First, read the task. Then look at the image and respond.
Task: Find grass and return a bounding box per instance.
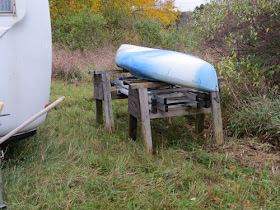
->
[2,79,280,209]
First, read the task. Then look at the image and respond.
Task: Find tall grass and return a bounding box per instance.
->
[2,80,279,208]
[52,45,117,80]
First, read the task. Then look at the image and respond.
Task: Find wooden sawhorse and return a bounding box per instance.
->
[91,70,127,132]
[91,70,224,154]
[126,81,224,154]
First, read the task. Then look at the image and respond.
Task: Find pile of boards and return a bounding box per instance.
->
[114,77,211,114]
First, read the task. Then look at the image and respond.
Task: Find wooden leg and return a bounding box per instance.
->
[129,114,137,141]
[93,73,104,125]
[195,113,205,135]
[210,92,224,145]
[138,88,153,154]
[93,73,103,100]
[95,99,103,124]
[102,73,114,131]
[167,117,173,125]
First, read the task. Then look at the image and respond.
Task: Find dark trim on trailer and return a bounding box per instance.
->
[1,130,37,145]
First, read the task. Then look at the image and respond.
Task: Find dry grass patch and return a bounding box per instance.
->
[52,45,117,80]
[220,138,280,172]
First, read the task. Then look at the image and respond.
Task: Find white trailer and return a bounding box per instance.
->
[0,0,52,142]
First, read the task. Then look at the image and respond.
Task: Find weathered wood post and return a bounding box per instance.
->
[93,71,115,132]
[101,73,114,131]
[94,73,104,125]
[210,92,224,145]
[129,114,137,141]
[138,88,153,154]
[195,113,205,135]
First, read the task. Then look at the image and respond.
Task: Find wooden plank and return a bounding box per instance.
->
[157,103,168,112]
[166,98,196,105]
[90,70,127,75]
[94,74,103,100]
[149,87,190,94]
[151,87,210,100]
[129,114,138,141]
[150,107,211,119]
[128,89,141,119]
[138,88,153,154]
[157,101,198,112]
[95,99,103,124]
[189,90,210,100]
[124,79,148,85]
[111,91,128,100]
[102,73,114,131]
[210,92,224,145]
[195,114,205,135]
[168,101,198,109]
[153,91,197,102]
[129,81,168,89]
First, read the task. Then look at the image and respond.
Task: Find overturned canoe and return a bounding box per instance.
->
[115,44,219,92]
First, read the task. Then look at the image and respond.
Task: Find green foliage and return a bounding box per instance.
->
[95,1,133,44]
[187,0,280,143]
[230,96,280,146]
[52,8,106,50]
[133,19,200,52]
[133,18,163,47]
[192,0,280,81]
[217,55,280,144]
[218,55,263,88]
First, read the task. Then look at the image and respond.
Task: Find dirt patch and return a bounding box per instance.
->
[222,138,280,172]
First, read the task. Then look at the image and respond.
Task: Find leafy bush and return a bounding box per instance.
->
[186,0,280,144]
[162,24,201,52]
[229,95,280,146]
[193,0,279,57]
[192,0,280,83]
[133,18,163,47]
[52,8,106,50]
[217,55,265,96]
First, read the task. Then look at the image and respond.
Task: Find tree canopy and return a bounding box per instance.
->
[49,0,180,27]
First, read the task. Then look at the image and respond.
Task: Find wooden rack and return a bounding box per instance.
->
[90,70,224,154]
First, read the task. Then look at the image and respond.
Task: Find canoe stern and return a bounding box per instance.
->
[194,63,219,92]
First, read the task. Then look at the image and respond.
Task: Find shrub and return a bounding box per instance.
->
[229,95,280,146]
[133,18,163,47]
[192,0,280,82]
[52,8,106,51]
[160,24,200,52]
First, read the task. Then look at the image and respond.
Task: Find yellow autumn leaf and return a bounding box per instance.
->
[261,0,266,8]
[156,177,162,184]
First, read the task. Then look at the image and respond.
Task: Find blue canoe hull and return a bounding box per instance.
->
[115,44,219,92]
